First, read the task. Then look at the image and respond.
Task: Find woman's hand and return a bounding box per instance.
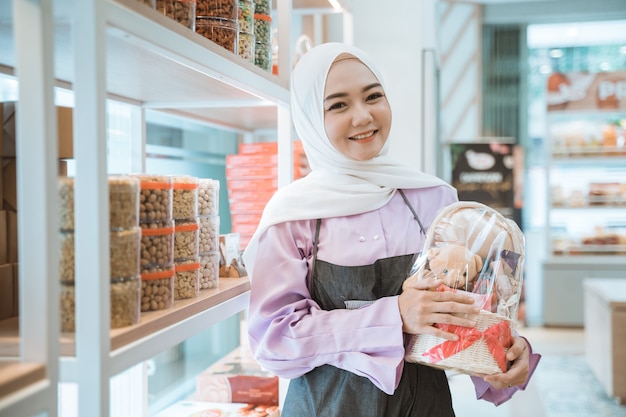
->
[398,276,480,340]
[478,336,530,389]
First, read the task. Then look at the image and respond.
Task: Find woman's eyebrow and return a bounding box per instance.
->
[324,83,382,102]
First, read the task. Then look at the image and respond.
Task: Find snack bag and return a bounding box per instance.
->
[403,201,525,375]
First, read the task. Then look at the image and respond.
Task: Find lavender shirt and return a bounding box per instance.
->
[247,186,538,405]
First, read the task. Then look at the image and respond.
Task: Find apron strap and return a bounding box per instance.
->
[398,189,426,237]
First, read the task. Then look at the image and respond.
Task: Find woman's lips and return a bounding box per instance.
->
[349,130,377,141]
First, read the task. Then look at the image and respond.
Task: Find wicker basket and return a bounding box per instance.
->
[405,310,513,375]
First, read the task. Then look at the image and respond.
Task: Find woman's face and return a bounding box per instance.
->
[323,56,391,161]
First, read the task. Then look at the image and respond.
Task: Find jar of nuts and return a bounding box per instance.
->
[174,257,200,299]
[140,220,175,271]
[196,0,237,19]
[199,215,220,254]
[253,13,271,45]
[60,276,141,332]
[133,174,173,223]
[253,0,269,15]
[141,265,175,311]
[156,0,197,31]
[238,32,255,64]
[174,218,200,260]
[237,0,254,34]
[255,41,271,72]
[59,227,141,282]
[198,178,220,217]
[199,251,220,289]
[196,17,238,54]
[173,175,199,219]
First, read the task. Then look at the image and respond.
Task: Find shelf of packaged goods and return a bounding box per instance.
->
[0,277,250,381]
[0,0,289,131]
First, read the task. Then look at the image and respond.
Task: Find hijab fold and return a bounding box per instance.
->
[243,43,451,271]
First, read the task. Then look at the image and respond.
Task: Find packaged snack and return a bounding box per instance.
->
[403,201,525,375]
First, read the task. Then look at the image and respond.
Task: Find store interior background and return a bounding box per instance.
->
[28,0,623,415]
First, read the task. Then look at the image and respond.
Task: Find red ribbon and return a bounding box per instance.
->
[422,320,513,372]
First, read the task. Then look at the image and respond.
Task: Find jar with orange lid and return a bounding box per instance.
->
[196,17,238,53]
[174,217,200,260]
[140,265,175,311]
[133,174,173,223]
[156,0,197,30]
[199,251,219,289]
[172,175,199,219]
[174,257,201,299]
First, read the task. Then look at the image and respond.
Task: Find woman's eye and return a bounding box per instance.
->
[327,102,346,111]
[367,92,384,101]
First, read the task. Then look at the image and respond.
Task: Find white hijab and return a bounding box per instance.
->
[243,42,451,270]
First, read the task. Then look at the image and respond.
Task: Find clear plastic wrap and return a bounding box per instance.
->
[403,201,525,375]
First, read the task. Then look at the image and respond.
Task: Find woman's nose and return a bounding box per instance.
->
[351,104,373,126]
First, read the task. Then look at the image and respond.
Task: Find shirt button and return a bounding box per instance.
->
[359,236,366,242]
[373,235,379,240]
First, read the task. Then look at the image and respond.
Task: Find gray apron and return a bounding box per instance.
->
[281,191,456,417]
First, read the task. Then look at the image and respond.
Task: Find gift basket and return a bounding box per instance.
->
[403,201,525,375]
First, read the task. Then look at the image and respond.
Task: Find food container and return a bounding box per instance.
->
[196,17,238,54]
[172,175,199,219]
[254,41,271,72]
[133,174,173,223]
[141,265,175,311]
[253,13,271,45]
[238,32,255,63]
[174,218,200,260]
[138,0,156,7]
[237,0,254,34]
[196,0,237,19]
[140,220,175,271]
[60,276,141,332]
[59,227,141,282]
[58,176,141,231]
[156,0,197,30]
[253,0,269,15]
[174,257,200,299]
[109,176,141,230]
[199,215,220,254]
[198,178,220,217]
[199,251,220,289]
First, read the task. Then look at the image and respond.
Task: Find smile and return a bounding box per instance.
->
[349,130,377,141]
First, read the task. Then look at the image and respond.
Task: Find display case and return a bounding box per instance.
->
[541,70,626,326]
[0,0,295,415]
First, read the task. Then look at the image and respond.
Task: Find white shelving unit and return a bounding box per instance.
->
[542,110,626,326]
[0,0,295,415]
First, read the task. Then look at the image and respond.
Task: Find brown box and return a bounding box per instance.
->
[12,263,18,317]
[195,345,279,406]
[0,211,7,264]
[57,106,73,159]
[2,158,16,211]
[7,210,17,263]
[0,263,13,320]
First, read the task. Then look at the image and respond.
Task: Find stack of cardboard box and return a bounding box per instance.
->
[0,102,73,321]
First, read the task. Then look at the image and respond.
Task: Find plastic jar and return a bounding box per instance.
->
[140,265,175,311]
[199,251,219,289]
[253,13,271,45]
[172,175,199,219]
[174,218,200,260]
[237,0,254,34]
[59,227,141,282]
[196,17,238,53]
[238,32,255,63]
[60,276,141,332]
[140,220,175,271]
[109,176,140,230]
[133,174,173,223]
[156,0,197,30]
[197,178,220,217]
[174,257,200,299]
[253,0,269,15]
[198,215,220,254]
[196,0,237,19]
[255,40,271,72]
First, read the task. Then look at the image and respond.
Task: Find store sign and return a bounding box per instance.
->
[450,143,515,218]
[547,70,626,112]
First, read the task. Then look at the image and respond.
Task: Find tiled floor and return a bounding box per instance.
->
[449,326,626,417]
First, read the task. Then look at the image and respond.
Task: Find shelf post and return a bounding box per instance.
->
[13,0,60,413]
[72,0,111,415]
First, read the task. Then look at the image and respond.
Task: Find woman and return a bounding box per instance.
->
[243,42,539,416]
